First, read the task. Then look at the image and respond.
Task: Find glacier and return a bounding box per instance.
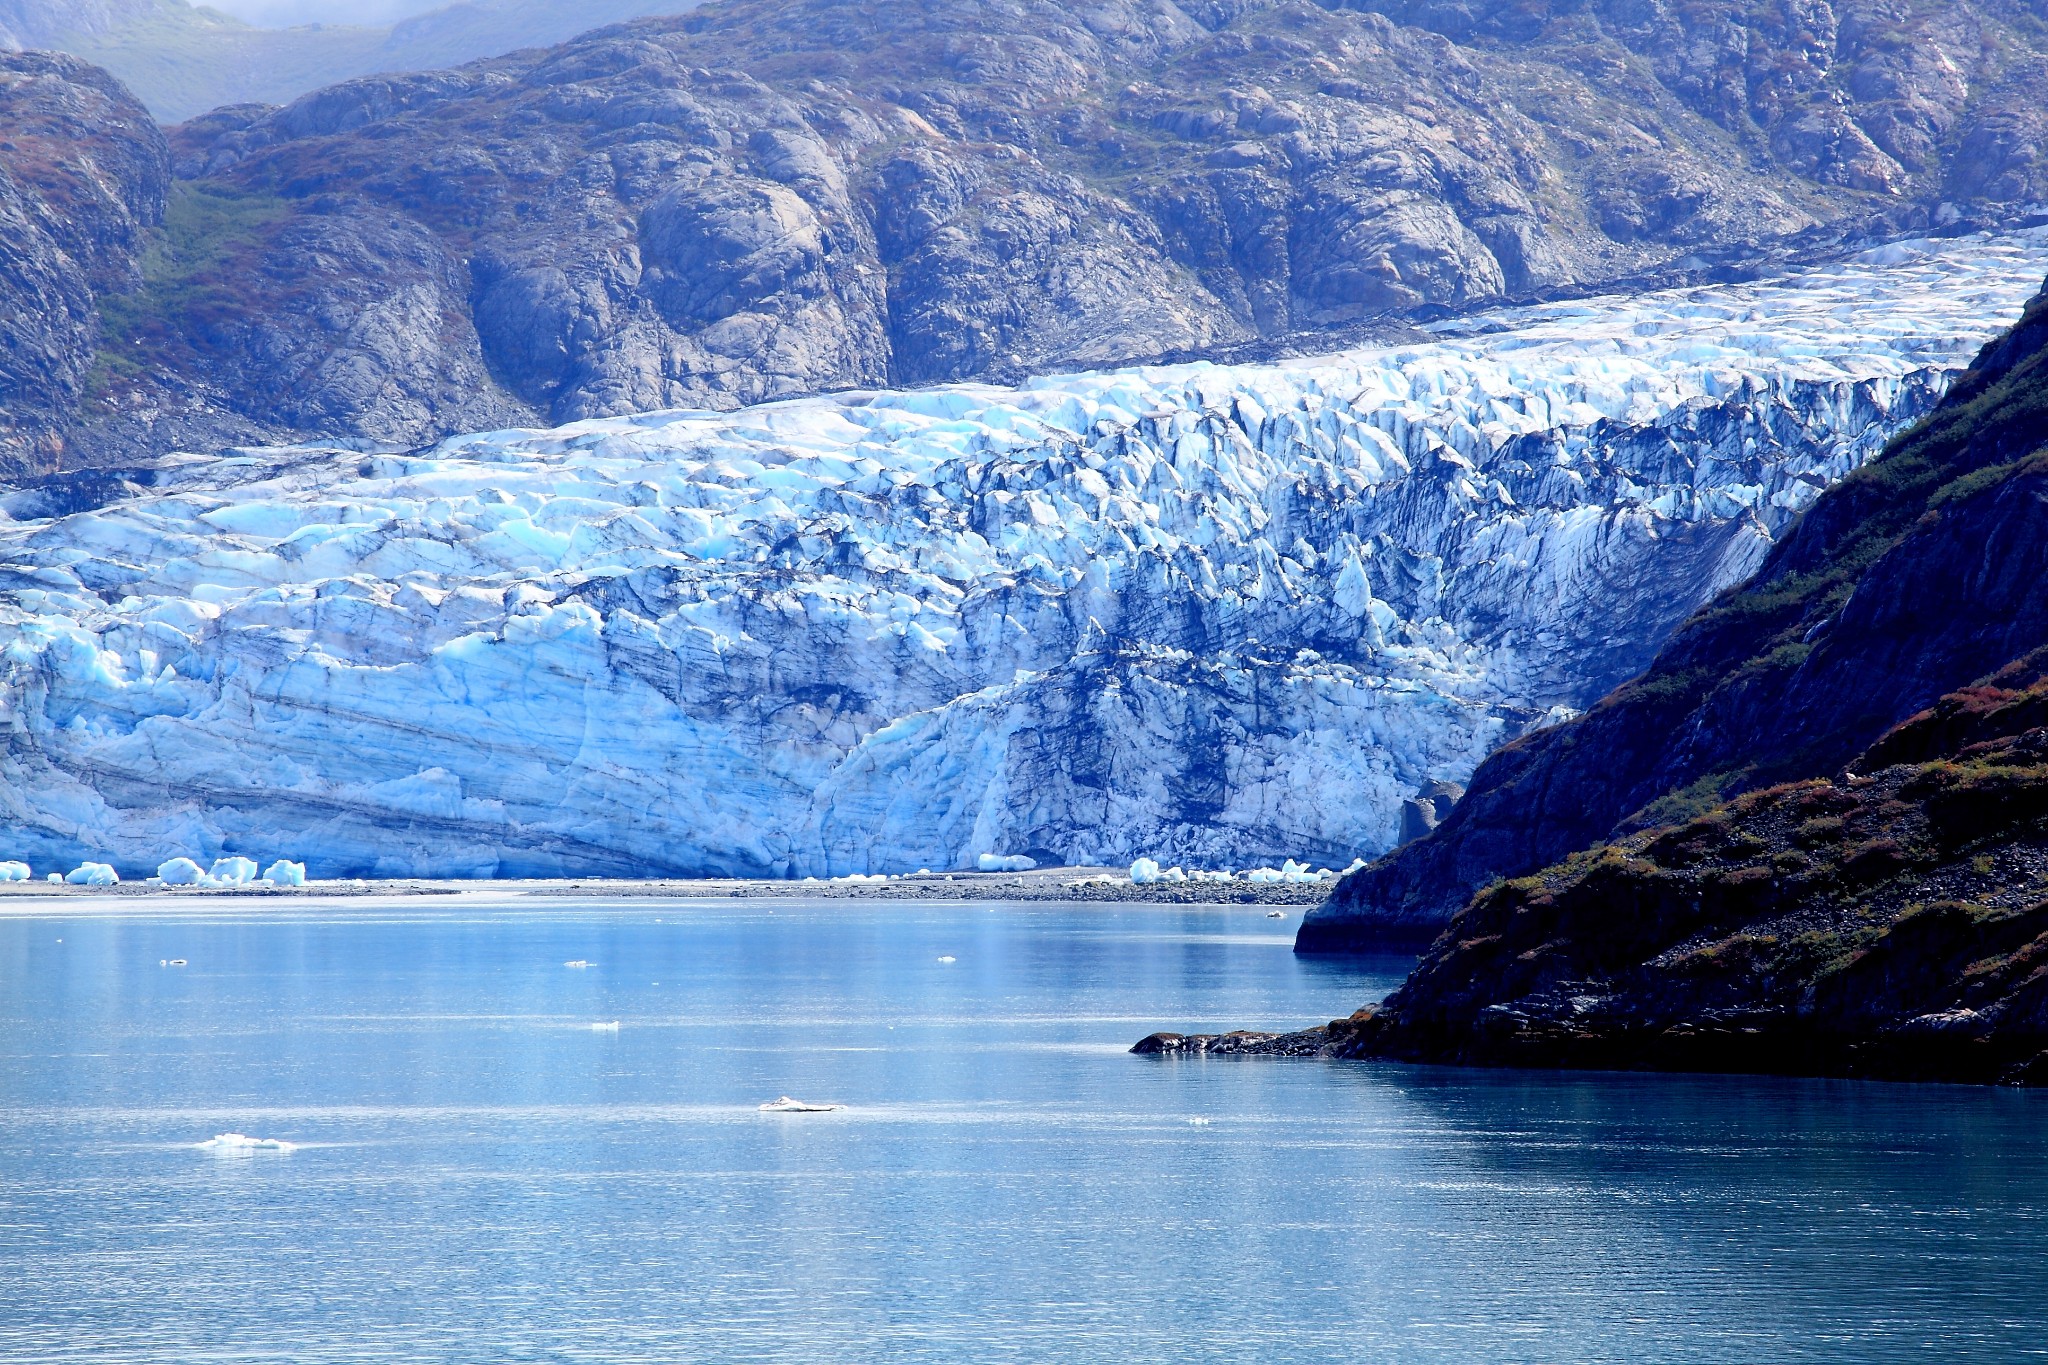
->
[2,232,2045,879]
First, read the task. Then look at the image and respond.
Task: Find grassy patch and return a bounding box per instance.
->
[90,183,292,399]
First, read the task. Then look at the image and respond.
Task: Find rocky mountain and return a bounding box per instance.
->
[5,237,2036,879]
[0,1,703,124]
[5,0,2048,480]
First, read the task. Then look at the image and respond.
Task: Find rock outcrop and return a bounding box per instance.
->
[8,0,2048,478]
[0,51,167,474]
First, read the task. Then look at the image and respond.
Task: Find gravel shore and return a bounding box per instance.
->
[0,866,1333,907]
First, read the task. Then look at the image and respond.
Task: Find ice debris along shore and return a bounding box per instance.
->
[2,233,2044,878]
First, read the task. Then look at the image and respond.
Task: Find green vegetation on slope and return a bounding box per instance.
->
[89,181,291,394]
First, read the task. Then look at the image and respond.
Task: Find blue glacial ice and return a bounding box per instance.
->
[1,232,2043,877]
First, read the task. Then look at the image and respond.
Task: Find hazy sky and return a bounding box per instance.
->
[201,0,453,25]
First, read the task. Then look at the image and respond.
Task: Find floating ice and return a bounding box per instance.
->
[564,959,591,968]
[196,1133,296,1153]
[0,861,28,881]
[937,955,957,963]
[590,1020,620,1032]
[1,233,2043,877]
[262,859,307,886]
[976,854,1036,872]
[64,862,117,886]
[759,1097,843,1112]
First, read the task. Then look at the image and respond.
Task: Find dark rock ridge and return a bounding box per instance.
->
[1322,658,2048,1086]
[8,0,2048,475]
[1302,270,2048,950]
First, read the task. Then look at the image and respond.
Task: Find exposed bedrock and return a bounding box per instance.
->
[9,0,2048,475]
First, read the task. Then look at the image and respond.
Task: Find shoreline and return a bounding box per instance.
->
[0,866,1335,908]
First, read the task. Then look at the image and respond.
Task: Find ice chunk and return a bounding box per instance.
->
[976,853,1036,872]
[590,1021,620,1032]
[157,857,206,885]
[64,862,118,886]
[1130,857,1161,884]
[0,861,28,881]
[759,1096,843,1112]
[196,1133,296,1153]
[45,873,60,883]
[208,856,259,885]
[262,859,307,886]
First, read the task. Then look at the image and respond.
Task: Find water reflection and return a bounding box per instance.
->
[0,897,2040,1363]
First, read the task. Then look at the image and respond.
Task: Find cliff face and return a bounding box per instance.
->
[1302,273,2048,949]
[0,51,167,473]
[7,0,2048,478]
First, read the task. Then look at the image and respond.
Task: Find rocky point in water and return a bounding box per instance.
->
[1146,275,2048,1085]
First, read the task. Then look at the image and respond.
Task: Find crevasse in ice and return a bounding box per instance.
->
[2,233,2043,877]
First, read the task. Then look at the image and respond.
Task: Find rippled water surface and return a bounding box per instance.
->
[2,895,2044,1363]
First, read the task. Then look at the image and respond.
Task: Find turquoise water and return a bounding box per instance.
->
[1,895,2043,1363]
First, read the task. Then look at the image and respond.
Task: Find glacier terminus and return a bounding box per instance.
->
[3,231,2044,878]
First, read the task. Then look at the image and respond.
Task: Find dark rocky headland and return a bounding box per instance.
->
[1160,276,2048,1086]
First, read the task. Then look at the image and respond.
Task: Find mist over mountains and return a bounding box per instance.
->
[0,0,701,121]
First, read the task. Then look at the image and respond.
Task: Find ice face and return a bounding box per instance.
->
[1,233,2043,877]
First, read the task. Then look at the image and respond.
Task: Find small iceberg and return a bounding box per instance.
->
[209,856,259,885]
[197,1132,296,1153]
[976,853,1035,872]
[157,857,206,885]
[262,859,307,886]
[937,955,956,963]
[64,862,118,886]
[0,860,29,881]
[590,1020,620,1032]
[161,958,188,967]
[564,959,591,968]
[759,1096,843,1113]
[1266,910,1286,918]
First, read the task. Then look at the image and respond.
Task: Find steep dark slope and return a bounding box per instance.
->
[0,51,166,471]
[1301,274,2048,949]
[1322,653,2048,1085]
[6,0,2048,476]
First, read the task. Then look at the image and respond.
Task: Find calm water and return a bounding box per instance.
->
[1,895,2043,1364]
